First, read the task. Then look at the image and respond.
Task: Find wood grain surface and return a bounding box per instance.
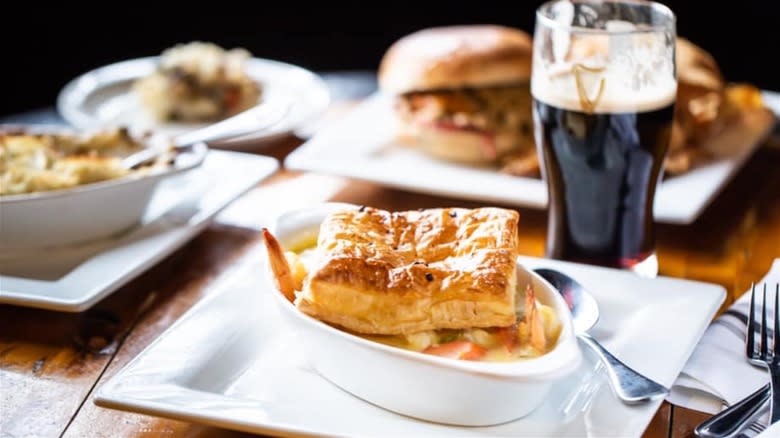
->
[1,115,779,437]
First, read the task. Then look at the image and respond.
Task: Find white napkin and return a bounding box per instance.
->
[668,259,780,435]
[757,421,780,438]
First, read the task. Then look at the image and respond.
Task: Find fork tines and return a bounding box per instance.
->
[746,283,780,363]
[775,284,780,360]
[748,283,756,358]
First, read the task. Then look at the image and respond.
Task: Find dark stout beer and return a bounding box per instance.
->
[531,0,677,275]
[533,93,674,269]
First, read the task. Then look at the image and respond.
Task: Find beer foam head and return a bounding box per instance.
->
[531,65,677,113]
[532,14,677,113]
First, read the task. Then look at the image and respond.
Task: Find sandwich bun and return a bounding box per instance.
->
[379,25,532,94]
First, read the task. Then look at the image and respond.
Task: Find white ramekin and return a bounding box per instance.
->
[266,203,582,426]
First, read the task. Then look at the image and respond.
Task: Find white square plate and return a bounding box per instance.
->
[95,255,725,437]
[0,151,278,312]
[285,92,778,224]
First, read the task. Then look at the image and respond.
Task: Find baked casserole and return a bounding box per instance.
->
[0,128,171,196]
[264,206,562,362]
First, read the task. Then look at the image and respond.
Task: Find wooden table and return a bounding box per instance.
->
[1,103,779,438]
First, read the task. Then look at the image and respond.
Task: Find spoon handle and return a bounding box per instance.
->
[173,99,290,147]
[122,99,290,170]
[578,332,670,404]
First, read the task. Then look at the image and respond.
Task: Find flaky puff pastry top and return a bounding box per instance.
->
[295,207,520,335]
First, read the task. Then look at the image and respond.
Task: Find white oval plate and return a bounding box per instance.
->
[57,57,330,149]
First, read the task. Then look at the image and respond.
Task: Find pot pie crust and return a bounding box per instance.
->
[295,206,520,335]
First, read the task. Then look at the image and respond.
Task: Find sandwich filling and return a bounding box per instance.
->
[395,83,534,160]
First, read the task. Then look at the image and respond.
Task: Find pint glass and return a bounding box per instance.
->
[532,0,677,276]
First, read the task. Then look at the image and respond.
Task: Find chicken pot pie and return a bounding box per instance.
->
[263,206,562,362]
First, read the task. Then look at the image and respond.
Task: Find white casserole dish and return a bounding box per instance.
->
[0,125,207,250]
[266,203,582,426]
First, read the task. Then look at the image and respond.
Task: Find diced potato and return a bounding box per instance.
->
[464,328,500,349]
[405,331,439,351]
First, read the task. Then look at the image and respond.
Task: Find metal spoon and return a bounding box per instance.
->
[121,98,291,169]
[534,268,670,404]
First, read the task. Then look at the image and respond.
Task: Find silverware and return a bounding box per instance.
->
[736,421,767,438]
[122,98,291,169]
[694,384,770,437]
[694,283,780,438]
[746,283,780,424]
[533,268,670,404]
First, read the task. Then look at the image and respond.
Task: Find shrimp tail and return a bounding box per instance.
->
[262,228,296,302]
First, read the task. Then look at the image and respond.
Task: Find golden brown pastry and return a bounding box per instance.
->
[295,206,521,335]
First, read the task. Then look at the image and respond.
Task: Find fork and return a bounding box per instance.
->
[694,384,770,437]
[734,421,766,438]
[747,283,780,425]
[694,283,780,438]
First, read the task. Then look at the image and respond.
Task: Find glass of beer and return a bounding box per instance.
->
[532,0,676,277]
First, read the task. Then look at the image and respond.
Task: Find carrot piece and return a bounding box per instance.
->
[261,228,296,302]
[423,341,487,361]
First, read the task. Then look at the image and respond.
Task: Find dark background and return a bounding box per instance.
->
[1,2,777,117]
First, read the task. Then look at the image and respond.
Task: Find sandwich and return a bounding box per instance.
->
[379,25,536,166]
[380,26,773,177]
